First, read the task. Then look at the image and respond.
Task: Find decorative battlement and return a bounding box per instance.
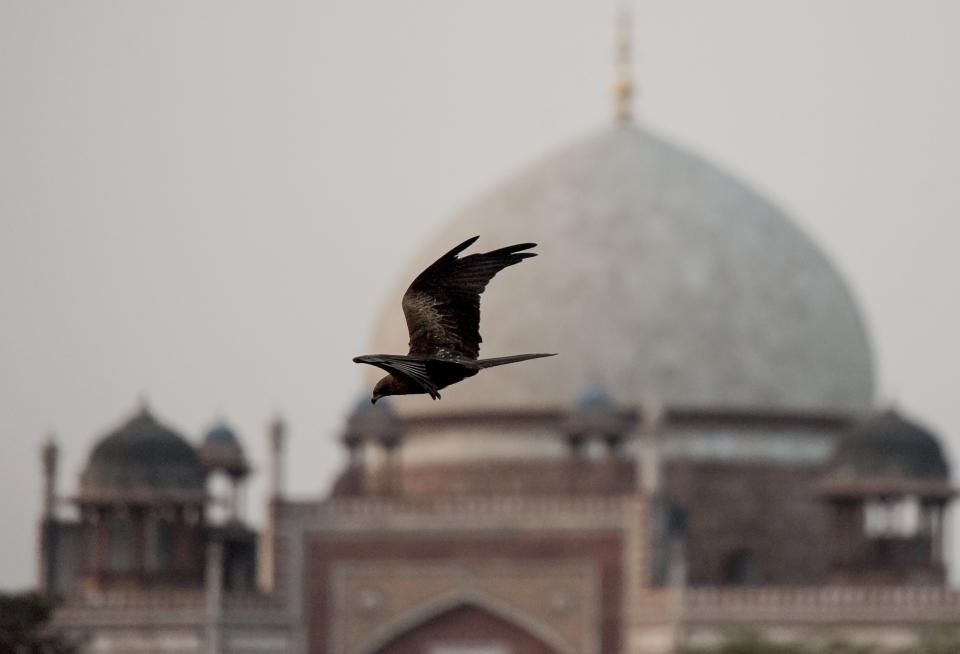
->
[279,494,632,533]
[222,590,284,612]
[53,588,286,623]
[684,585,960,624]
[68,588,205,609]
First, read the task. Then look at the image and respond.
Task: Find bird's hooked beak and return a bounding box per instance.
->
[371,394,379,405]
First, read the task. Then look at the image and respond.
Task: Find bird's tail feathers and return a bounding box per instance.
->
[475,353,557,369]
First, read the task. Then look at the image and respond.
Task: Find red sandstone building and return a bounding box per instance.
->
[41,80,958,654]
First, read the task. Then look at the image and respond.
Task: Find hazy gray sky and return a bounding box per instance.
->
[2,1,958,590]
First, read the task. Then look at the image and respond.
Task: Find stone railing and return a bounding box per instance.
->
[223,591,282,612]
[61,588,284,611]
[54,587,289,629]
[53,589,207,628]
[68,588,206,609]
[683,586,960,624]
[287,494,630,522]
[273,495,634,544]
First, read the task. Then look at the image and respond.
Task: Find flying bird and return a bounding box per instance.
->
[354,235,556,403]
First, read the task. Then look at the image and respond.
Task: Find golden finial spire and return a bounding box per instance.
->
[613,3,634,123]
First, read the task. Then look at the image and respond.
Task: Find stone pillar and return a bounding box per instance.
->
[235,480,247,523]
[341,433,365,495]
[259,416,285,593]
[132,507,148,578]
[205,540,224,654]
[566,434,586,495]
[172,504,197,577]
[942,501,954,575]
[829,498,865,580]
[92,506,110,578]
[638,407,661,495]
[666,535,688,645]
[78,506,94,575]
[39,437,59,592]
[925,499,946,568]
[41,437,58,519]
[269,416,286,500]
[228,475,241,522]
[379,435,401,495]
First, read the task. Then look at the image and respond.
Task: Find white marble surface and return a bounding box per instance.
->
[370,124,874,417]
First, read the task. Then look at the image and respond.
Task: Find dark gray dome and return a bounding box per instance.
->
[833,409,950,480]
[81,407,205,491]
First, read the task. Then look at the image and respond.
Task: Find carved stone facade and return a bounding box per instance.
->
[41,402,960,654]
[267,495,647,654]
[662,460,832,585]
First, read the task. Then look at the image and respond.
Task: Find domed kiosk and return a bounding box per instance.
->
[819,409,954,584]
[831,409,951,481]
[198,421,252,525]
[72,405,208,590]
[81,407,206,493]
[37,404,260,596]
[38,402,285,652]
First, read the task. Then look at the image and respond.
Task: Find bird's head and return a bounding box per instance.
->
[371,376,392,404]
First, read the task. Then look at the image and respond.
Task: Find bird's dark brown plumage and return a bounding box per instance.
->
[353,236,555,402]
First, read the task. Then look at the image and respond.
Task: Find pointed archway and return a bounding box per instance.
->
[368,601,565,654]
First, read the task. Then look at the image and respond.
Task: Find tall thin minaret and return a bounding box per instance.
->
[41,436,58,519]
[39,435,59,592]
[613,3,635,123]
[259,415,286,593]
[269,415,286,499]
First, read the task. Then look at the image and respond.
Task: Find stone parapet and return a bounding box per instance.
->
[684,585,960,624]
[53,587,290,621]
[280,494,629,533]
[64,588,205,610]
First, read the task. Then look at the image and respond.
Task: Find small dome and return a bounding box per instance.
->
[576,386,615,408]
[198,420,248,476]
[81,406,205,491]
[832,409,950,480]
[204,423,239,446]
[343,397,403,446]
[565,385,629,445]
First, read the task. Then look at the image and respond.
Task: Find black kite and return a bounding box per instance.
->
[354,236,556,402]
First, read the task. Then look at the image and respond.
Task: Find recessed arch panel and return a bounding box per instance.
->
[359,592,574,654]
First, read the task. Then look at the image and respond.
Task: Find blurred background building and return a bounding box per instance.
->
[39,106,959,654]
[35,15,959,654]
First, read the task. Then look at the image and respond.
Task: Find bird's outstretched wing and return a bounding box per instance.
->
[352,354,441,399]
[401,236,536,359]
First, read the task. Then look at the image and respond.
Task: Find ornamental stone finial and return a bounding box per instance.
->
[613,3,635,123]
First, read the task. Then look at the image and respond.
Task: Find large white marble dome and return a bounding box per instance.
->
[369,124,874,415]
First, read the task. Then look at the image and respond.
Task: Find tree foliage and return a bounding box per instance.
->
[680,629,960,654]
[0,592,75,654]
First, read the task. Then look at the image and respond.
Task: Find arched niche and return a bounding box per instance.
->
[358,591,579,654]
